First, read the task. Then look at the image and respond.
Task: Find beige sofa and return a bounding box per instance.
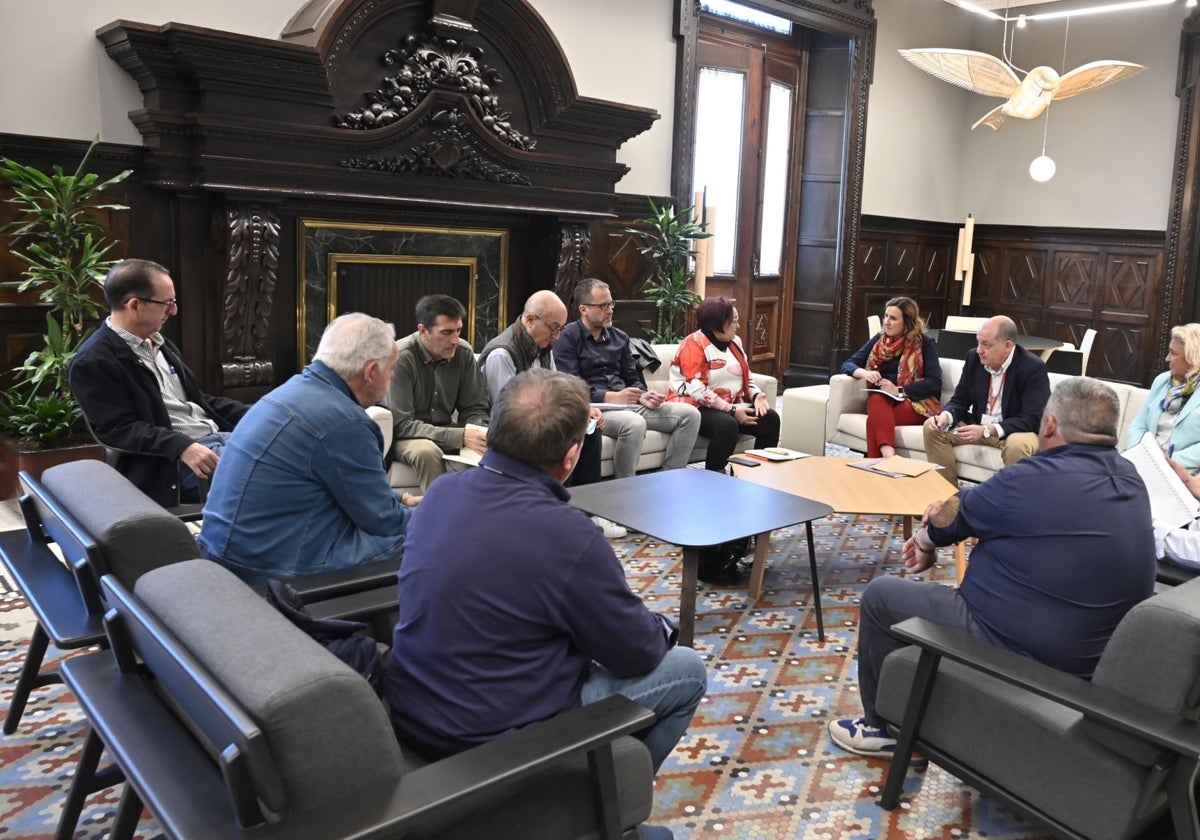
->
[372,343,779,495]
[780,358,1149,483]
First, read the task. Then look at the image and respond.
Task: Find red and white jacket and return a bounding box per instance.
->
[667,330,761,411]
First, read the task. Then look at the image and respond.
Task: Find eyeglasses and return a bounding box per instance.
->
[532,314,565,336]
[582,301,615,311]
[138,297,178,311]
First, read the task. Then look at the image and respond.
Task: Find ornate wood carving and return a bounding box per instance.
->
[333,30,535,153]
[1165,9,1200,356]
[554,223,590,304]
[97,1,657,212]
[222,205,279,388]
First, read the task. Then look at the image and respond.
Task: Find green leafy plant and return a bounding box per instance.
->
[0,392,82,449]
[0,137,131,447]
[626,199,711,343]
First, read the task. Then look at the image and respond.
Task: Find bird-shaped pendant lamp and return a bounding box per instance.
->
[898,48,1144,131]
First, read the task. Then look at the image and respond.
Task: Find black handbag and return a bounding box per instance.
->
[697,536,752,584]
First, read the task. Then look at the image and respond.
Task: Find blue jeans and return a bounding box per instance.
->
[179,431,232,501]
[580,645,707,773]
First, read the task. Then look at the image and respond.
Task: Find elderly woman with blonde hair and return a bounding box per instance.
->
[1127,323,1200,471]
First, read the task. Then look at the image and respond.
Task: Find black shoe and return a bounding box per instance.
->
[698,564,748,586]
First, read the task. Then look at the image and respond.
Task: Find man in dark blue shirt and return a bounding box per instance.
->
[387,370,706,839]
[830,376,1155,759]
[554,278,700,477]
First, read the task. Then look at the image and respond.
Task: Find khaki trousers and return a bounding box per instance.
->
[922,426,1038,484]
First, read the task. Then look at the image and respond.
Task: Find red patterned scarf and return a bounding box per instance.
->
[865,335,943,418]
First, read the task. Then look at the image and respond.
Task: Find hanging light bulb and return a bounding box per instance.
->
[1029,155,1056,181]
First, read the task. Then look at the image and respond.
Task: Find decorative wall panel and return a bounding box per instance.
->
[859,215,1166,386]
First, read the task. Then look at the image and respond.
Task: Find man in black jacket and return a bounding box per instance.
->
[69,259,248,506]
[922,315,1051,484]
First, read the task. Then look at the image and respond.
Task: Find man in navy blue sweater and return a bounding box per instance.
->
[831,376,1155,759]
[386,369,706,839]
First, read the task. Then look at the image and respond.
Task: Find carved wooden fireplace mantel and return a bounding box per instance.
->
[95,0,659,395]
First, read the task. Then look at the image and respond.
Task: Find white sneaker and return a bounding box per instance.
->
[592,516,627,539]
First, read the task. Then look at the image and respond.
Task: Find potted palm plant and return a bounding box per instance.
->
[626,199,711,343]
[0,138,131,497]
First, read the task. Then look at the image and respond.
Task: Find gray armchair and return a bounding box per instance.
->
[62,560,659,840]
[874,579,1200,840]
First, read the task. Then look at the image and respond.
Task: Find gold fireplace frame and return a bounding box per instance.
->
[298,220,509,364]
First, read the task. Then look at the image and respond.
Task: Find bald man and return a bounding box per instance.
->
[923,315,1051,484]
[479,290,625,538]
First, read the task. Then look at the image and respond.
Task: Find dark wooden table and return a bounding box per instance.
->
[928,329,1065,355]
[569,469,833,646]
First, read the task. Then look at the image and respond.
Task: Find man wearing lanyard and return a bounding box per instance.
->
[922,315,1050,485]
[70,259,248,507]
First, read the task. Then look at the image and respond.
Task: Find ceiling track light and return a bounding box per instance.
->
[952,0,1184,23]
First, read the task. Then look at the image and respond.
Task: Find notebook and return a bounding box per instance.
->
[1121,432,1199,529]
[442,423,487,467]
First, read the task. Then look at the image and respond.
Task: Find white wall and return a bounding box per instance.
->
[864,0,1186,230]
[862,1,974,223]
[0,0,1185,227]
[0,0,677,196]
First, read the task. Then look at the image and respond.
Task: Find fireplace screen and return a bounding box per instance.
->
[299,220,507,361]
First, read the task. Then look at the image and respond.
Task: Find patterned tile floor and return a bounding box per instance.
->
[0,513,1057,839]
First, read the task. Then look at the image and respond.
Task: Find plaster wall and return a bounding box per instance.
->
[865,0,1186,229]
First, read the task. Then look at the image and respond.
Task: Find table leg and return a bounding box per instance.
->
[805,521,825,642]
[748,531,771,601]
[902,514,913,540]
[954,540,967,585]
[679,546,699,647]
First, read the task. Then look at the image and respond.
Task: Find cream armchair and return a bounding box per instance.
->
[370,343,779,496]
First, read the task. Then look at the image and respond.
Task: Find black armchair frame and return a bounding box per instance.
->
[879,617,1200,840]
[60,573,656,840]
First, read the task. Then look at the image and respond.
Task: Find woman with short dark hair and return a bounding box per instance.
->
[668,297,779,472]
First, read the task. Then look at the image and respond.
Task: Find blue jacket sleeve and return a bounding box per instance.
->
[310,419,412,537]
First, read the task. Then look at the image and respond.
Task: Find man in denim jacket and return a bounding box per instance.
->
[199,313,417,582]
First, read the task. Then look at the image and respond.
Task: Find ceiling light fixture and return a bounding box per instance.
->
[949,0,1004,20]
[1024,0,1175,22]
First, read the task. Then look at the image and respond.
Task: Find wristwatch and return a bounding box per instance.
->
[983,425,992,439]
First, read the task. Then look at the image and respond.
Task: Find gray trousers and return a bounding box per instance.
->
[600,402,701,478]
[856,574,1000,726]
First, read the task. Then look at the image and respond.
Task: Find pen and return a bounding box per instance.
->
[1169,444,1176,458]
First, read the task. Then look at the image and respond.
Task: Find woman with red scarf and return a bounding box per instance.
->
[842,297,943,458]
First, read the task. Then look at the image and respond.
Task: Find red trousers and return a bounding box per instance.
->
[865,393,926,457]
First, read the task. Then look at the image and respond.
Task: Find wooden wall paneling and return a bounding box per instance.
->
[751,296,779,362]
[858,216,1167,385]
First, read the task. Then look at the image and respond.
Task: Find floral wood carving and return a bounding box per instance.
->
[222,205,279,388]
[340,107,531,183]
[555,223,591,302]
[334,32,535,152]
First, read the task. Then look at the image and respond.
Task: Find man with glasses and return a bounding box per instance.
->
[554,278,700,478]
[479,290,626,538]
[69,258,248,507]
